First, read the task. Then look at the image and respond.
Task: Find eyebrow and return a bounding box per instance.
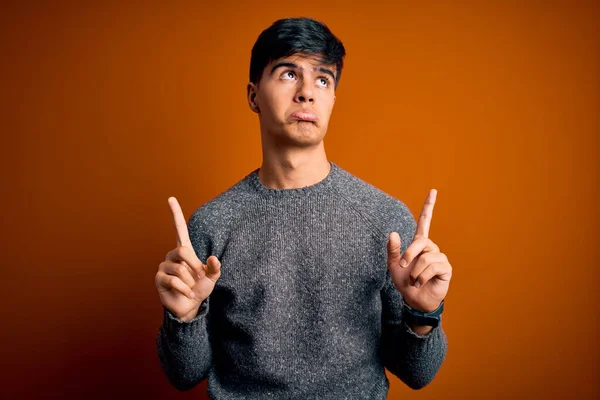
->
[270,61,336,82]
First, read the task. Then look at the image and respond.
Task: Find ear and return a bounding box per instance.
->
[247,82,260,113]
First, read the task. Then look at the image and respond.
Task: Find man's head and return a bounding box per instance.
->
[247,18,346,148]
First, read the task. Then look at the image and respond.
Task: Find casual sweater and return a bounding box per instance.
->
[156,161,448,399]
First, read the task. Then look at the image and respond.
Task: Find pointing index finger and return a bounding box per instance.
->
[168,196,193,248]
[415,189,437,238]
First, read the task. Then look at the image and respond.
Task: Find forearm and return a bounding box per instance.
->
[382,322,448,390]
[156,302,213,391]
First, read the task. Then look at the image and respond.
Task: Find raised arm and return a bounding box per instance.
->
[382,189,451,389]
[155,197,222,390]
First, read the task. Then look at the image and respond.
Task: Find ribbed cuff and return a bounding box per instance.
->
[402,319,442,340]
[162,299,209,334]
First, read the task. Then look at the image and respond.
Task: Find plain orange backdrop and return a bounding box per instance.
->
[1,1,598,399]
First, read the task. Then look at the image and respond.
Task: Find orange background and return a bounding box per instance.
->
[1,1,598,399]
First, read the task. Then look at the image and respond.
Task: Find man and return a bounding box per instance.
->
[155,17,452,399]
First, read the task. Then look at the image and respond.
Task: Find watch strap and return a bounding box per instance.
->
[402,299,444,328]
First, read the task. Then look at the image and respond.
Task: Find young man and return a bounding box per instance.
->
[155,17,452,399]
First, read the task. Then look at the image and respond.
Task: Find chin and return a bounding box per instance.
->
[287,122,325,144]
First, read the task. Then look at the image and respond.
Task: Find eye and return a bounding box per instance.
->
[317,77,330,87]
[281,70,296,80]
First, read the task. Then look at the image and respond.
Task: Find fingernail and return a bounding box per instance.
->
[189,292,195,299]
[414,281,421,288]
[400,259,407,268]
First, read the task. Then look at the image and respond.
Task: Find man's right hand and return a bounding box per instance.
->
[155,196,221,321]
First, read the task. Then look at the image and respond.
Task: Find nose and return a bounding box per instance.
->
[294,79,314,104]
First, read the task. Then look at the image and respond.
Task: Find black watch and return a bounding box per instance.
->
[402,300,444,328]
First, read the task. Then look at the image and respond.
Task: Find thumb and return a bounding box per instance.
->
[387,232,402,269]
[205,255,222,281]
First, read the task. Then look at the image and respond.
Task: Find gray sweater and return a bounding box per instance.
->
[156,161,447,399]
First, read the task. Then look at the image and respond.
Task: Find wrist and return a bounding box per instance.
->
[410,324,434,335]
[179,309,199,322]
[178,301,204,322]
[404,299,443,314]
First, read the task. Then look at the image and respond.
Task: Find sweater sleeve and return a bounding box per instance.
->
[379,198,448,389]
[380,271,448,389]
[155,208,215,391]
[156,300,213,390]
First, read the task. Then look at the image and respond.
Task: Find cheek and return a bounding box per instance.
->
[319,96,335,120]
[260,89,287,118]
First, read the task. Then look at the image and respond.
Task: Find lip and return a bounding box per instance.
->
[290,110,319,122]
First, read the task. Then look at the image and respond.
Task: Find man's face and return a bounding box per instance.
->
[248,53,337,147]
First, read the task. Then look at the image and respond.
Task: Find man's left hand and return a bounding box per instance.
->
[387,189,452,313]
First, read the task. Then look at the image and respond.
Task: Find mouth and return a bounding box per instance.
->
[290,110,319,122]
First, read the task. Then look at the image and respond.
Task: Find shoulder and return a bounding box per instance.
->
[187,170,256,236]
[332,163,416,244]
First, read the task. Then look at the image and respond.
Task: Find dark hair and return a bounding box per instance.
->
[249,17,346,88]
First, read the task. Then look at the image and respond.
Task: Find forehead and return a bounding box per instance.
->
[268,52,336,71]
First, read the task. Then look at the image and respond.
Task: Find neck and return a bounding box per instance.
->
[258,143,331,190]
